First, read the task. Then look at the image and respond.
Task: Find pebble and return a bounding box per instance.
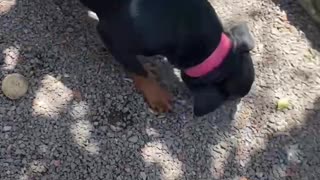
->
[38,144,48,154]
[220,141,228,149]
[3,126,12,132]
[52,160,61,167]
[30,161,47,173]
[140,171,147,180]
[128,136,139,143]
[257,172,264,178]
[93,121,99,126]
[66,27,74,32]
[107,132,115,138]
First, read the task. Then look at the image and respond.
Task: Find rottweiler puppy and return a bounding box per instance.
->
[79,0,255,116]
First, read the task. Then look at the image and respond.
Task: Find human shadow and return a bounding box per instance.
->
[221,96,320,180]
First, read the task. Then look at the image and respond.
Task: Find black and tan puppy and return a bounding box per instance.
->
[79,0,255,116]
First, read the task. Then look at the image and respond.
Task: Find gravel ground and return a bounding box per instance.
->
[0,0,319,179]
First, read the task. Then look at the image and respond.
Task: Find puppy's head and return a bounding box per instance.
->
[229,22,255,54]
[182,23,255,117]
[181,72,228,117]
[190,85,227,116]
[225,22,255,96]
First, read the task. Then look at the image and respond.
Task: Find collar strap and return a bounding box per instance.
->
[184,33,232,78]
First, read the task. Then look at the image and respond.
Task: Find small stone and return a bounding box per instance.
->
[73,90,82,102]
[38,144,48,154]
[220,141,228,149]
[66,27,74,32]
[128,136,139,143]
[56,74,62,81]
[271,27,278,35]
[30,161,47,173]
[140,171,147,180]
[272,165,287,178]
[19,143,25,148]
[100,126,108,131]
[107,132,115,138]
[0,107,5,114]
[19,174,28,180]
[110,125,122,132]
[224,171,231,177]
[157,114,166,119]
[256,172,264,178]
[71,162,77,170]
[3,126,12,132]
[52,160,61,167]
[239,160,246,167]
[1,73,29,100]
[125,167,131,172]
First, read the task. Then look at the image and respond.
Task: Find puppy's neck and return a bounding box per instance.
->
[183,33,233,78]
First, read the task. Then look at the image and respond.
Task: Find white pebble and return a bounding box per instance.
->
[3,126,12,132]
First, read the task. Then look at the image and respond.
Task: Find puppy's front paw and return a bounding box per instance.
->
[133,75,172,113]
[145,83,172,113]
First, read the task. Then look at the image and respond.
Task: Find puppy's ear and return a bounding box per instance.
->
[230,23,255,52]
[192,86,226,117]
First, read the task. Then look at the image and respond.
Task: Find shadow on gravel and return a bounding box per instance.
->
[223,97,320,180]
[0,0,243,179]
[271,0,320,51]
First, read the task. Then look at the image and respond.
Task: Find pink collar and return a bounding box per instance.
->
[184,33,232,78]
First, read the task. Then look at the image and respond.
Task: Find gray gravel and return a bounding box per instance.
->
[1,0,320,179]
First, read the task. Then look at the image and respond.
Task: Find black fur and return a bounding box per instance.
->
[79,0,255,116]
